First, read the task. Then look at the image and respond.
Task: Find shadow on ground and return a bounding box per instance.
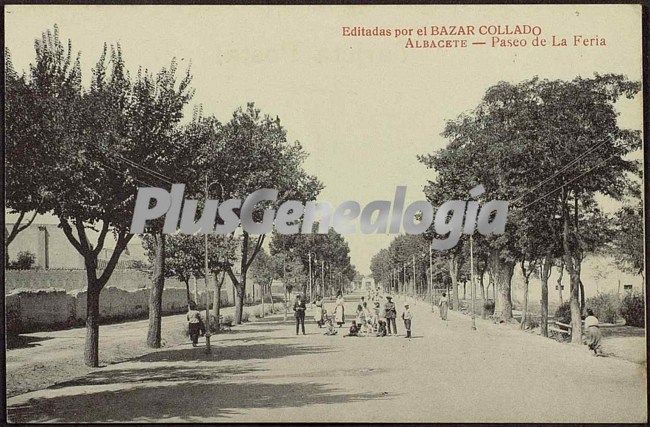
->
[6,335,54,350]
[134,342,336,363]
[8,380,387,422]
[49,364,260,389]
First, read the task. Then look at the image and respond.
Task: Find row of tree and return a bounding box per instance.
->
[370,75,643,342]
[5,26,356,366]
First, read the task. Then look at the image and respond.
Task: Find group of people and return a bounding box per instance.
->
[346,295,409,337]
[188,287,604,357]
[292,288,416,338]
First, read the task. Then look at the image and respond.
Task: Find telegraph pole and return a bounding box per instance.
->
[203,176,212,353]
[470,235,477,331]
[308,252,312,300]
[429,242,434,311]
[412,254,416,300]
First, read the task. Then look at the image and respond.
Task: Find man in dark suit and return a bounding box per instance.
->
[384,296,397,335]
[293,294,306,335]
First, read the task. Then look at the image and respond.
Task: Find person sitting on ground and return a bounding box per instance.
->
[584,309,603,356]
[324,314,338,335]
[376,317,387,337]
[344,320,360,337]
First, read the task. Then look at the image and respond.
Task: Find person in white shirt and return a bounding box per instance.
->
[584,309,603,356]
[402,304,413,338]
[438,293,449,320]
[187,302,202,347]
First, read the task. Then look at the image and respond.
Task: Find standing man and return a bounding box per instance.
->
[293,294,306,335]
[384,295,397,335]
[402,303,413,338]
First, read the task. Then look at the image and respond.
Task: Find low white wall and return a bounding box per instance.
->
[6,289,76,331]
[6,286,220,334]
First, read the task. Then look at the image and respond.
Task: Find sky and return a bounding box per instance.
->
[4,5,643,274]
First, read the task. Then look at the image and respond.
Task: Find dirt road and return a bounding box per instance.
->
[6,293,647,423]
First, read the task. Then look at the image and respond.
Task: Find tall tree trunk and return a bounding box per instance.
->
[521,278,529,329]
[448,256,460,310]
[184,279,191,309]
[540,254,552,337]
[84,281,101,367]
[578,277,586,313]
[59,218,131,368]
[213,271,225,331]
[562,194,582,344]
[520,262,530,330]
[557,259,564,304]
[234,284,245,324]
[193,275,199,307]
[147,233,165,348]
[479,270,485,301]
[489,249,514,322]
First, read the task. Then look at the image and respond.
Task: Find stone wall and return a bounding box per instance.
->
[4,269,188,293]
[5,266,288,334]
[6,286,233,334]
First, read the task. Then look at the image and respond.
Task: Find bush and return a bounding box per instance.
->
[483,300,495,315]
[555,301,571,324]
[241,311,250,323]
[8,251,36,270]
[586,292,620,323]
[619,292,644,327]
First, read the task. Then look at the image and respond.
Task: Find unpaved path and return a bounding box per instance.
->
[6,293,647,423]
[5,302,278,397]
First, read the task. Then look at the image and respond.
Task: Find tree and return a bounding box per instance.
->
[141,234,235,308]
[117,58,194,349]
[21,29,135,366]
[4,49,50,261]
[418,74,641,332]
[270,226,356,300]
[214,104,322,324]
[611,199,644,278]
[11,27,195,365]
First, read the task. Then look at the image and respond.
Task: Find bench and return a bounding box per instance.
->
[548,326,571,335]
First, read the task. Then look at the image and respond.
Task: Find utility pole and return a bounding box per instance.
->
[470,235,477,331]
[412,254,416,300]
[308,252,312,300]
[283,259,287,321]
[203,176,212,353]
[321,259,325,298]
[429,242,434,311]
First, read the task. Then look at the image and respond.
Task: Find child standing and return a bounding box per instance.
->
[402,303,413,338]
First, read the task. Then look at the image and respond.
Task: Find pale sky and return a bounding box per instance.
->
[5,5,643,274]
